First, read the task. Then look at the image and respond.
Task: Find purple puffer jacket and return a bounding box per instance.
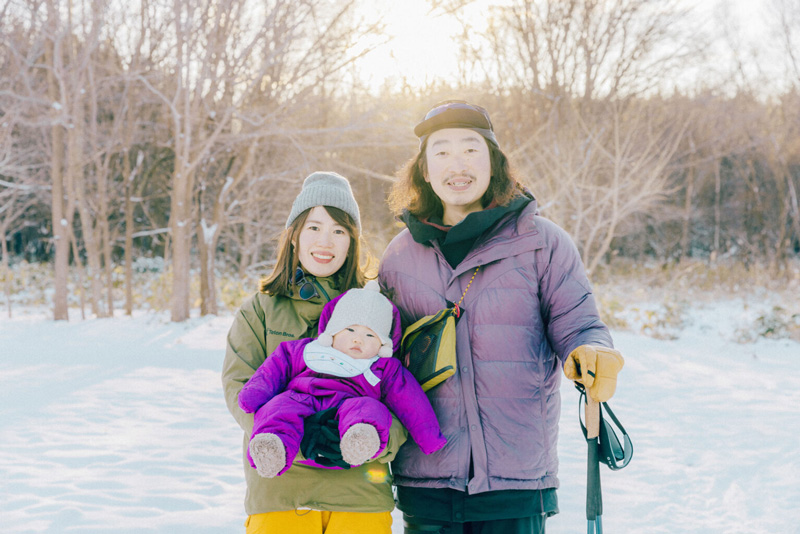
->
[238,290,446,473]
[378,200,613,494]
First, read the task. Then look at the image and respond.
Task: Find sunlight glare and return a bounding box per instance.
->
[357,0,467,90]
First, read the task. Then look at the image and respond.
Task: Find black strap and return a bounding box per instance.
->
[575,383,627,436]
[575,383,633,470]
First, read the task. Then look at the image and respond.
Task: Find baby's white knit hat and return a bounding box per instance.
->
[318,280,394,358]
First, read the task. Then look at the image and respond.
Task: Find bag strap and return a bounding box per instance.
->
[454,266,480,318]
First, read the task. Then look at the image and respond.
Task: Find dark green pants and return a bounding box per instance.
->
[402,513,547,534]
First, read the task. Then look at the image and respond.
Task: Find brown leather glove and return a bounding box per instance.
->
[564,345,624,402]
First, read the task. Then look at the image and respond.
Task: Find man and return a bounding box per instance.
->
[378,100,624,534]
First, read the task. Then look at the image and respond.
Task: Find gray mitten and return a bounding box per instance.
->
[340,423,380,466]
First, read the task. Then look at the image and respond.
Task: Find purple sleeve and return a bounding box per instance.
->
[538,220,613,360]
[380,360,446,454]
[237,339,302,413]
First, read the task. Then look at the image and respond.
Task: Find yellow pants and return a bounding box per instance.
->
[245,510,393,534]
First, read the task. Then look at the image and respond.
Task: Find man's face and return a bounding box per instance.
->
[424,128,492,226]
[332,325,382,360]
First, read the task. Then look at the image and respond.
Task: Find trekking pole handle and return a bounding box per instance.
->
[585,396,600,440]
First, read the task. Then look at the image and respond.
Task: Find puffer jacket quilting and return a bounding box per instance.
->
[238,291,446,466]
[378,200,613,494]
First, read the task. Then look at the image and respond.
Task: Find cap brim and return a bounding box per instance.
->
[414,107,492,138]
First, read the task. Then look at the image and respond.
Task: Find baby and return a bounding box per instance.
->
[238,281,446,478]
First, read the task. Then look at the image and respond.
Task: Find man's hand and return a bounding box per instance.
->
[564,345,624,402]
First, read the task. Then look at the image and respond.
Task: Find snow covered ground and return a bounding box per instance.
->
[1,299,799,533]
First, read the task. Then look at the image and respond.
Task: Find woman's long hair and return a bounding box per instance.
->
[388,140,523,220]
[259,206,366,296]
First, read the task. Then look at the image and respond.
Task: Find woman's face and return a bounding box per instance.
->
[296,206,351,278]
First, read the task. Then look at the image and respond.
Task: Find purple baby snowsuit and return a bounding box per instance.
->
[238,291,446,476]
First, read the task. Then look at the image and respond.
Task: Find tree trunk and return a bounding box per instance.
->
[198,147,253,315]
[785,169,800,248]
[103,205,113,317]
[88,64,114,318]
[680,166,695,259]
[169,0,193,323]
[712,157,722,262]
[69,226,87,320]
[124,177,134,316]
[124,152,143,316]
[197,218,218,316]
[71,121,105,317]
[45,21,68,321]
[170,163,192,322]
[2,224,11,319]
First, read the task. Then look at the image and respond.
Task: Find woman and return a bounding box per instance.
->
[222,171,406,534]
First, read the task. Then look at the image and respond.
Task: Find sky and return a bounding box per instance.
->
[1,293,799,533]
[355,0,474,89]
[355,0,786,93]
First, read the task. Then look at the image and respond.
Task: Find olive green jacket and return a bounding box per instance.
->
[221,276,407,515]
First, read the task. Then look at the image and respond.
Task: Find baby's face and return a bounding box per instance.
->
[331,325,382,360]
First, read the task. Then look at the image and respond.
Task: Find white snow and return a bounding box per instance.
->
[1,300,799,533]
[220,176,235,199]
[200,219,218,245]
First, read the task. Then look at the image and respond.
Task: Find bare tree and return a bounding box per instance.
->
[131,0,382,320]
[472,0,702,102]
[765,0,800,265]
[770,0,800,86]
[42,0,72,320]
[1,0,67,318]
[0,111,41,318]
[510,97,689,274]
[450,0,706,271]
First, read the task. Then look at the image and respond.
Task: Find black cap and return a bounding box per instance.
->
[414,100,498,149]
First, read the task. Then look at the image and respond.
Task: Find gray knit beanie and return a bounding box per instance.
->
[286,172,361,231]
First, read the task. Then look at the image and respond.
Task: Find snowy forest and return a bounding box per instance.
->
[2,0,800,322]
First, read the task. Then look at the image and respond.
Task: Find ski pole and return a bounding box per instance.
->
[586,395,603,534]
